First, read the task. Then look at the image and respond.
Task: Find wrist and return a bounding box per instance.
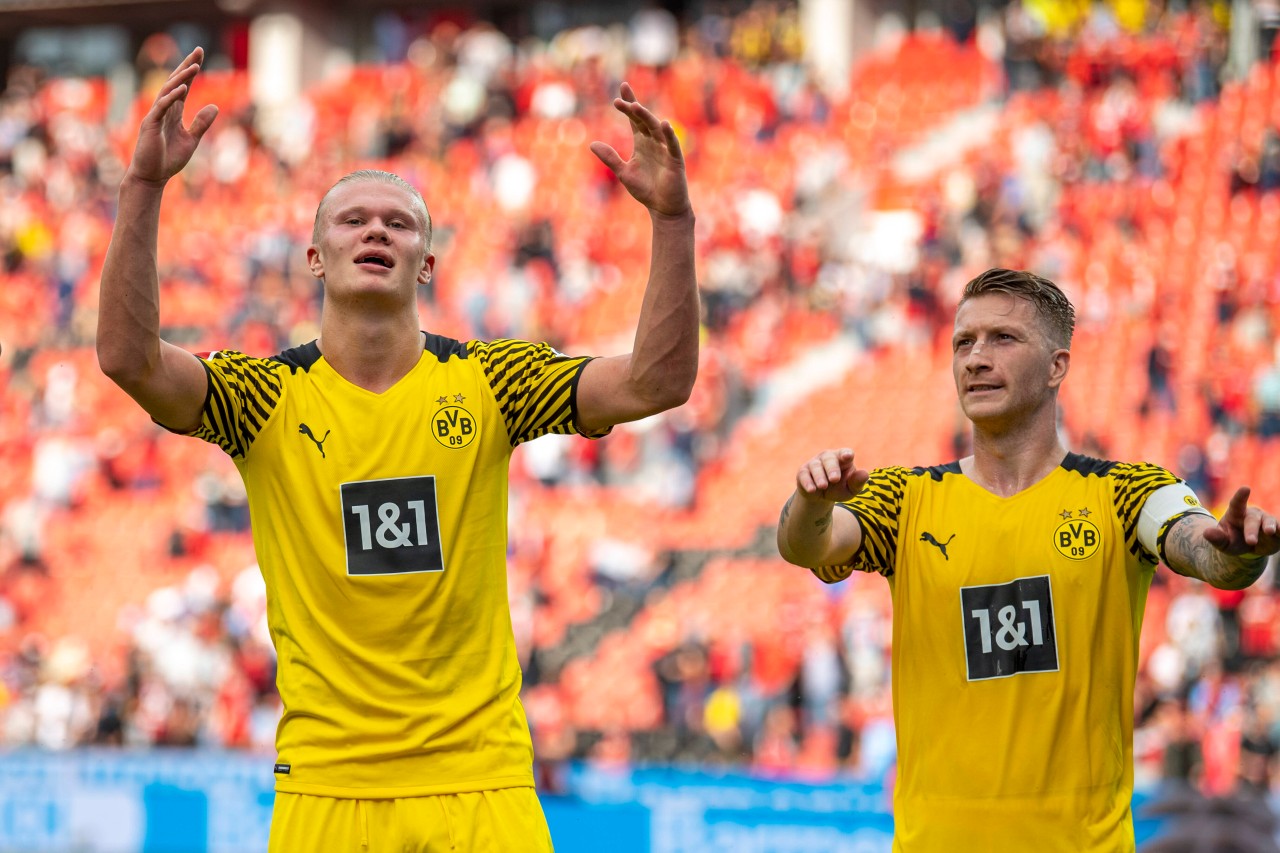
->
[649,207,694,226]
[1213,554,1268,590]
[120,170,170,194]
[794,489,837,510]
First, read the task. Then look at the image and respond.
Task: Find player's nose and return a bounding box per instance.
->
[965,340,992,367]
[362,220,391,242]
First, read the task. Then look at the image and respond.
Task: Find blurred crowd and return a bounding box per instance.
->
[0,0,1277,811]
[0,563,278,752]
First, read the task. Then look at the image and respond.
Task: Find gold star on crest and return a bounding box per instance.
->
[1059,509,1073,520]
[1078,507,1092,518]
[453,393,466,403]
[436,396,448,404]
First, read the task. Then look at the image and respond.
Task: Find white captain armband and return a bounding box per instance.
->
[1137,483,1215,563]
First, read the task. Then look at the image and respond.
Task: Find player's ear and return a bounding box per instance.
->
[1047,348,1070,389]
[307,245,325,280]
[417,252,435,286]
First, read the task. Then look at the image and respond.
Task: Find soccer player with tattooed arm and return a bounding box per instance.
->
[97,47,697,851]
[776,268,1280,852]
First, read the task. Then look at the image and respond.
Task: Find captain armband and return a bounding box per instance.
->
[1137,483,1214,564]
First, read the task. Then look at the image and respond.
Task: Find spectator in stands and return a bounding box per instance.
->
[1254,354,1280,437]
[1167,580,1225,679]
[653,640,712,737]
[1138,790,1280,852]
[1158,697,1204,793]
[796,620,844,728]
[96,45,696,853]
[1140,335,1177,416]
[1237,702,1278,795]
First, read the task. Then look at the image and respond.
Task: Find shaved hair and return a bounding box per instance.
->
[311,170,432,249]
[960,268,1076,350]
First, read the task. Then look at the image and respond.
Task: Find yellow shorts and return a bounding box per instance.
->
[267,787,554,852]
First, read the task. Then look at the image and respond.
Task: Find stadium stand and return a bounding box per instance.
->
[0,0,1277,807]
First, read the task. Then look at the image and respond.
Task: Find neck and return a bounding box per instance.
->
[961,410,1066,498]
[317,307,422,394]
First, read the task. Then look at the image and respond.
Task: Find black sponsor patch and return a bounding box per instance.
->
[340,476,445,576]
[960,575,1059,681]
[273,763,291,775]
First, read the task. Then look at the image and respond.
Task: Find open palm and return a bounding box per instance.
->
[130,47,218,185]
[589,83,690,218]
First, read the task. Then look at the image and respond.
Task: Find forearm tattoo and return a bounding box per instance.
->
[779,493,833,538]
[1167,516,1267,589]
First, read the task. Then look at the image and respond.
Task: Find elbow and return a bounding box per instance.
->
[96,343,151,390]
[96,343,128,382]
[783,549,847,583]
[658,376,695,411]
[633,373,696,416]
[776,533,817,572]
[655,363,699,410]
[776,529,794,565]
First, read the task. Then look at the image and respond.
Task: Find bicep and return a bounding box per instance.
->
[575,355,652,433]
[113,341,209,433]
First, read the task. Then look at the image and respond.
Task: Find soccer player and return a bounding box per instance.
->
[97,48,696,850]
[776,268,1280,852]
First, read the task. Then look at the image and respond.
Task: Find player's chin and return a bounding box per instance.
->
[960,401,1015,429]
[329,279,416,305]
[959,397,999,419]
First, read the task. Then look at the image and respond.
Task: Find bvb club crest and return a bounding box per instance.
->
[433,393,476,449]
[1054,509,1101,561]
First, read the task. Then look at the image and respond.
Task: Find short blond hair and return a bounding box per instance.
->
[960,268,1076,350]
[311,170,432,249]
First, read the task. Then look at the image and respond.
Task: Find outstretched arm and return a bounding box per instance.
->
[777,449,870,569]
[97,47,219,432]
[576,83,697,433]
[1165,486,1279,590]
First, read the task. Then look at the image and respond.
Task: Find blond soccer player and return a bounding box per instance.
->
[777,268,1279,852]
[98,47,697,851]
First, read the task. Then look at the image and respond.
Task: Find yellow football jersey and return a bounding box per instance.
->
[183,334,601,797]
[817,454,1197,852]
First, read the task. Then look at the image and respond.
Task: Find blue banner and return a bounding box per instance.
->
[0,751,1168,852]
[0,751,273,852]
[550,765,895,852]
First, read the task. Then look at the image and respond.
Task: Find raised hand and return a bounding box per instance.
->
[129,47,219,187]
[1203,486,1280,558]
[589,83,691,218]
[796,448,871,504]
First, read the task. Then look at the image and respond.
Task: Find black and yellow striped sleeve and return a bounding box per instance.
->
[811,563,856,584]
[191,350,285,459]
[470,339,604,446]
[812,466,908,582]
[1109,461,1180,564]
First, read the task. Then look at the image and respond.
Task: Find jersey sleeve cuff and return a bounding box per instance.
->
[567,356,613,439]
[151,358,214,436]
